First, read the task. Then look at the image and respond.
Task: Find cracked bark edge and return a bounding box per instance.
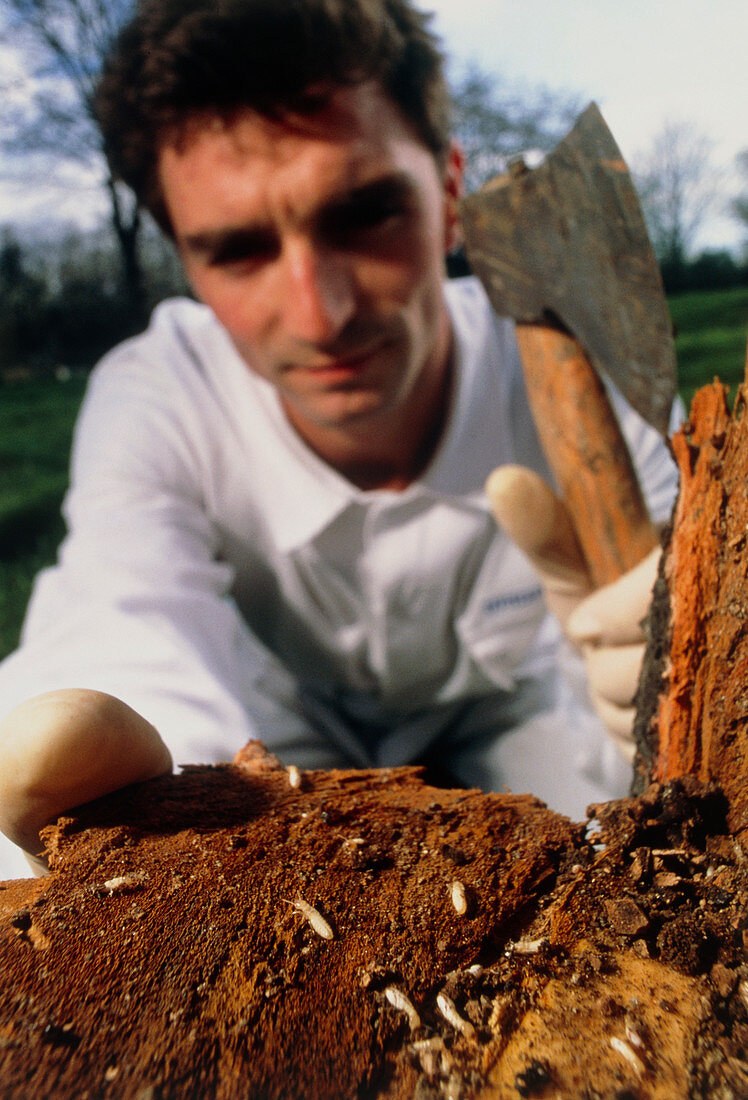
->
[631,520,674,795]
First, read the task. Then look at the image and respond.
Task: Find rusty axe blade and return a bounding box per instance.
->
[460,101,677,438]
[461,102,678,587]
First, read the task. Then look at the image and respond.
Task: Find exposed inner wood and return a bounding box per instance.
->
[634,381,748,843]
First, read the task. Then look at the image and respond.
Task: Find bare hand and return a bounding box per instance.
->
[0,689,172,871]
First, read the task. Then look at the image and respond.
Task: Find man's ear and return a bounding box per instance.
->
[443,140,465,255]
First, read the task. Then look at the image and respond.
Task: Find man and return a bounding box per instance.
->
[0,0,680,871]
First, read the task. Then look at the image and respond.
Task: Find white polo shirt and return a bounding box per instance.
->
[0,277,680,771]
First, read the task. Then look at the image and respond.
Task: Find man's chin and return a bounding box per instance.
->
[281,386,389,434]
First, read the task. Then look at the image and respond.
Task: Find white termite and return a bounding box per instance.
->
[103,873,144,894]
[410,1037,444,1076]
[506,937,546,955]
[286,765,302,788]
[450,880,467,916]
[445,1073,463,1100]
[436,993,476,1040]
[384,986,421,1031]
[609,1036,645,1076]
[104,876,131,893]
[289,897,334,940]
[625,1019,646,1050]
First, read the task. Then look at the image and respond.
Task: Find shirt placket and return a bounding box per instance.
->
[360,497,486,700]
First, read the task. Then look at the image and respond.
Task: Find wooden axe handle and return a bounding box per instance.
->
[515,323,659,588]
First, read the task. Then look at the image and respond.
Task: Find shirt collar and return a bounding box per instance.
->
[419,276,509,498]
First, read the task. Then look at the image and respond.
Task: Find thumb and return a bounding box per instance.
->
[486,465,593,626]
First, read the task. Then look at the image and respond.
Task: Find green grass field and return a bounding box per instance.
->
[0,374,88,658]
[0,285,746,660]
[669,285,748,409]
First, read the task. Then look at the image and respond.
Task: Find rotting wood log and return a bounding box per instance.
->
[1,758,746,1099]
[633,380,748,842]
[1,382,748,1099]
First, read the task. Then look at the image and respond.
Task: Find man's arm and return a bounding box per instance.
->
[0,325,298,865]
[0,321,272,752]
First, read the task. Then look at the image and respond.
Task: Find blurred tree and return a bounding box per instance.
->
[0,229,49,374]
[683,249,742,292]
[0,0,145,327]
[633,122,721,288]
[731,149,748,246]
[450,65,583,194]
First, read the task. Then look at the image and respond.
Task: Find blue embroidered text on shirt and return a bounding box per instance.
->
[483,587,543,615]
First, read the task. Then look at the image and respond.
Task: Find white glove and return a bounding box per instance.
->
[0,689,172,872]
[486,466,659,759]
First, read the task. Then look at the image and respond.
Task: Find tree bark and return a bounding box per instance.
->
[106,176,148,332]
[634,381,748,843]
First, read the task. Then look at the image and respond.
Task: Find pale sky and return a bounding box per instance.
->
[0,0,746,248]
[427,0,748,249]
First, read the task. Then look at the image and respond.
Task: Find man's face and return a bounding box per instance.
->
[158,83,462,444]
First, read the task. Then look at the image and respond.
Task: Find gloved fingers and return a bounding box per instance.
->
[486,465,585,577]
[486,465,593,626]
[582,638,643,762]
[583,642,645,708]
[566,546,661,648]
[587,693,637,763]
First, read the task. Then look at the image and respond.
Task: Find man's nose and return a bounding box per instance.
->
[282,240,356,343]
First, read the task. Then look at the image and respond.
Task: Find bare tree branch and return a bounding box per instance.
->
[633,121,722,271]
[0,0,145,322]
[451,64,583,194]
[731,149,748,244]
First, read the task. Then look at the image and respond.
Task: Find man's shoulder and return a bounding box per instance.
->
[89,297,244,403]
[102,297,220,366]
[443,273,490,316]
[444,275,515,343]
[443,275,520,391]
[150,295,214,329]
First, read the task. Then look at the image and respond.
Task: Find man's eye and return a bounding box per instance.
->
[347,200,407,233]
[348,199,405,229]
[326,193,410,242]
[209,232,279,268]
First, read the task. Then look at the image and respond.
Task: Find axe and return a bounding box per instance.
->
[460,102,678,587]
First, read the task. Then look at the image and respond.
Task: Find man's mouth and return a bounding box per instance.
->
[290,340,393,381]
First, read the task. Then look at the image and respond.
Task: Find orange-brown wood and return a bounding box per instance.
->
[515,323,659,587]
[648,380,748,839]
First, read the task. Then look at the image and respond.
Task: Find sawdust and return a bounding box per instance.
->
[0,751,745,1099]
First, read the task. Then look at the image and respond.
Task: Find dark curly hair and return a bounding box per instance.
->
[95,0,451,232]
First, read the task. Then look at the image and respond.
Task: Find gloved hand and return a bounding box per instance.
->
[0,689,172,874]
[486,465,660,760]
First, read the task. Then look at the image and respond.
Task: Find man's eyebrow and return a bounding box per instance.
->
[180,171,419,256]
[332,171,418,211]
[181,225,276,259]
